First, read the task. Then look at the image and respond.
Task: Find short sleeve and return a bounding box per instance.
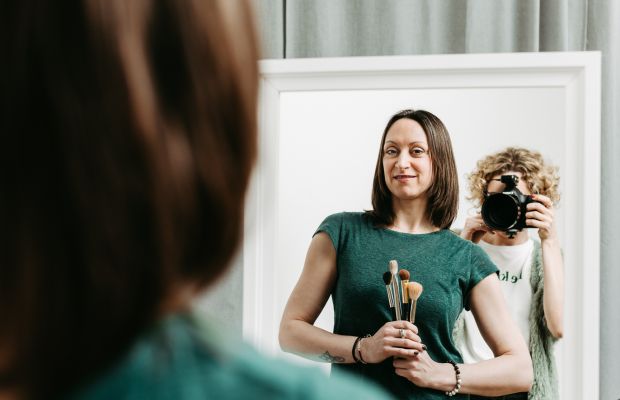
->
[463,244,498,310]
[313,213,343,252]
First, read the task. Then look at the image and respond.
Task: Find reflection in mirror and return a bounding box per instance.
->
[244,53,600,400]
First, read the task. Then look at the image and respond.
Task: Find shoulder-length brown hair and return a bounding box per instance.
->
[366,109,459,229]
[0,0,258,397]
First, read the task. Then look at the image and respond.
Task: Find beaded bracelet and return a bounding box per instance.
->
[445,360,461,397]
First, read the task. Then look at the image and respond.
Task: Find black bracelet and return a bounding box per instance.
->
[351,336,363,363]
[445,360,461,397]
[357,334,371,364]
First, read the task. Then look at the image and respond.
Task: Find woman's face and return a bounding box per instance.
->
[382,118,433,201]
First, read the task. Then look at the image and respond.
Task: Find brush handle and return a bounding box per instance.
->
[385,285,394,308]
[401,302,410,322]
[391,279,402,320]
[394,300,401,321]
[410,300,417,324]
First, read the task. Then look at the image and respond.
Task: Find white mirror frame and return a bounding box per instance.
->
[243,52,601,400]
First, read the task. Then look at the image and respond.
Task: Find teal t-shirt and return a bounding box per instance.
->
[316,212,497,400]
[71,311,393,400]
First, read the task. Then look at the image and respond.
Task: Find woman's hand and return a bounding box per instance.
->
[393,351,452,390]
[460,215,494,243]
[360,321,423,364]
[526,194,557,242]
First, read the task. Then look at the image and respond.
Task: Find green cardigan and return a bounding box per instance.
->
[453,240,559,400]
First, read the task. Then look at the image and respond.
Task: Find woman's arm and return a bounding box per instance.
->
[528,194,564,338]
[459,274,533,395]
[393,274,532,396]
[279,232,353,363]
[540,237,564,338]
[279,232,422,363]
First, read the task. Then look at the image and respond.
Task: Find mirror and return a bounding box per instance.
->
[243,52,601,400]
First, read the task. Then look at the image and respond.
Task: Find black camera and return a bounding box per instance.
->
[481,175,535,238]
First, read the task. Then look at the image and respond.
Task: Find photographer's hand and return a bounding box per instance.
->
[526,194,557,241]
[461,215,494,243]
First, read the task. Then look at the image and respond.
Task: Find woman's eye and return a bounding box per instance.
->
[411,147,426,156]
[385,148,397,156]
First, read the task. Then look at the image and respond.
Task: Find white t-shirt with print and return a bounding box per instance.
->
[459,238,534,363]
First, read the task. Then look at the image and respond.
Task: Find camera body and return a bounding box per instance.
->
[481,175,535,238]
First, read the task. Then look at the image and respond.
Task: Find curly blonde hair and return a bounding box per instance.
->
[467,147,560,208]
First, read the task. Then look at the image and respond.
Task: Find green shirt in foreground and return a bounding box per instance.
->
[317,212,497,400]
[71,311,393,400]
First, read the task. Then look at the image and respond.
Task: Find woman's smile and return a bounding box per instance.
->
[394,174,417,182]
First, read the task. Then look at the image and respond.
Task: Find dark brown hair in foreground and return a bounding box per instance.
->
[0,0,259,397]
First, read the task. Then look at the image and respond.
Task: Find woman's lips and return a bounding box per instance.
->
[394,174,416,181]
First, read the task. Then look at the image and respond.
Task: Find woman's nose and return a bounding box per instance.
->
[396,154,411,169]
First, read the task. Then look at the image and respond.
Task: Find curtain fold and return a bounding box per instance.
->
[254,1,619,397]
[254,0,284,59]
[587,1,620,398]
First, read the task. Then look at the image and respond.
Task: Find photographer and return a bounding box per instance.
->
[455,147,564,400]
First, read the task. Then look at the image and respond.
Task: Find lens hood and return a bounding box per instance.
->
[480,174,534,238]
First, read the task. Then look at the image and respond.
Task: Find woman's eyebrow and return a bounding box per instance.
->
[384,140,427,146]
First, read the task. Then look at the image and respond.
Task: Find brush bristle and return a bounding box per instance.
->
[407,283,416,299]
[382,271,392,285]
[408,282,424,300]
[398,269,410,281]
[389,260,398,274]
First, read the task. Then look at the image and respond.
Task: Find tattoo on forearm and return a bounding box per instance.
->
[318,351,345,363]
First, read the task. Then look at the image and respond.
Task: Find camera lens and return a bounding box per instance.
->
[481,193,520,230]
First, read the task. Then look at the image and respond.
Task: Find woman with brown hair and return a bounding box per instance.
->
[280,109,533,399]
[0,1,391,399]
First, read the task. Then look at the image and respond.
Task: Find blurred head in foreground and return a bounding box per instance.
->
[0,0,258,396]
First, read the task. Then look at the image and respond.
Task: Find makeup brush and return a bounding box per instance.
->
[388,260,398,276]
[382,271,396,320]
[407,282,424,324]
[398,269,410,321]
[388,260,401,320]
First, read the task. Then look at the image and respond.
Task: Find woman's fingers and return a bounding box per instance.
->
[527,201,553,217]
[525,210,550,223]
[393,366,410,380]
[531,193,552,208]
[394,328,421,343]
[386,320,418,334]
[392,356,418,369]
[367,321,424,363]
[526,199,554,230]
[383,343,423,358]
[461,216,492,242]
[383,336,424,350]
[379,322,427,355]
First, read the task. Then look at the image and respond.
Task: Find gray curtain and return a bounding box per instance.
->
[251,0,619,397]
